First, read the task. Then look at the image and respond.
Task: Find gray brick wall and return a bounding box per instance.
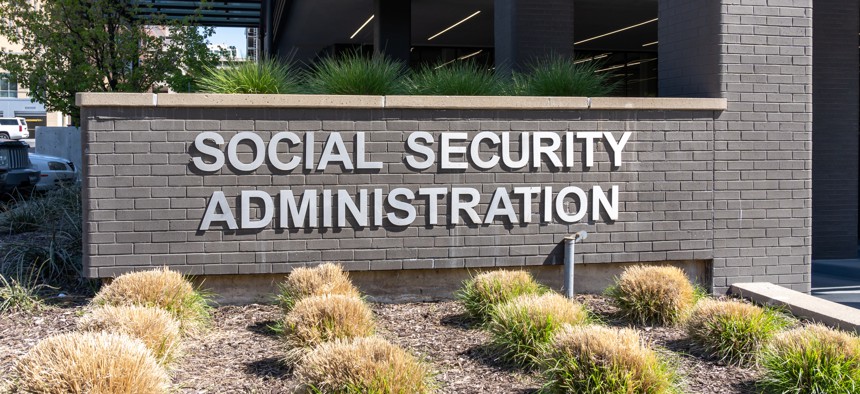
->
[661,0,812,292]
[82,107,724,282]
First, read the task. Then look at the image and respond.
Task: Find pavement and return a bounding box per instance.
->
[812,258,860,310]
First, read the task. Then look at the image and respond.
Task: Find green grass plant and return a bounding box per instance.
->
[406,61,503,96]
[686,299,791,366]
[487,292,590,368]
[456,270,547,323]
[541,324,680,394]
[513,56,617,97]
[760,324,860,394]
[0,274,45,313]
[199,57,302,94]
[305,51,406,95]
[605,265,697,326]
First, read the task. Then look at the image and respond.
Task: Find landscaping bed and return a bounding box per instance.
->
[1,295,760,394]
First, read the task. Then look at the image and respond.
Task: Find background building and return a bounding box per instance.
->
[0,34,66,130]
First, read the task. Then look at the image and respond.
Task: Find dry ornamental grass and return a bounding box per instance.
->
[294,336,434,394]
[15,331,170,394]
[92,267,210,331]
[78,305,182,365]
[277,263,361,312]
[686,299,789,366]
[282,294,376,363]
[457,270,546,322]
[488,292,590,368]
[760,324,860,393]
[542,325,679,394]
[607,265,697,326]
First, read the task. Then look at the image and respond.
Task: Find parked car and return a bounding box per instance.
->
[0,140,40,194]
[0,117,29,140]
[28,153,78,191]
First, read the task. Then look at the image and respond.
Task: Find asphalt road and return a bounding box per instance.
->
[812,259,860,309]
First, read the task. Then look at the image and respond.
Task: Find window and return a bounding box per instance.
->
[0,74,17,98]
[0,119,16,125]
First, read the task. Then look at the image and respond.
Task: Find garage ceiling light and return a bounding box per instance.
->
[428,10,481,41]
[350,15,375,40]
[575,18,658,45]
[642,41,658,47]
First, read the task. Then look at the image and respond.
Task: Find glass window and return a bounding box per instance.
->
[0,74,17,98]
[0,119,16,125]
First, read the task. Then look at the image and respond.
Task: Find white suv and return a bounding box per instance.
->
[0,117,29,139]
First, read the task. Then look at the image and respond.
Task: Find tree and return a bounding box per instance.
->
[0,0,220,124]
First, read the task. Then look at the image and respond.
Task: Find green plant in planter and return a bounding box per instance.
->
[199,57,302,94]
[305,51,406,95]
[513,55,617,97]
[407,61,504,96]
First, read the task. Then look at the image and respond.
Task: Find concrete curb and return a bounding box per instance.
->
[730,282,860,332]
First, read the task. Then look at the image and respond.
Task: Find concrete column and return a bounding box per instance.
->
[494,0,574,74]
[812,0,859,259]
[373,0,411,64]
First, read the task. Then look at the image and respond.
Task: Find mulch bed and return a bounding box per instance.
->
[0,295,760,394]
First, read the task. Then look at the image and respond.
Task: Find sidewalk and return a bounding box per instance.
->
[812,259,860,309]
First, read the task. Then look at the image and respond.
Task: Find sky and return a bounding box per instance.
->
[210,27,248,57]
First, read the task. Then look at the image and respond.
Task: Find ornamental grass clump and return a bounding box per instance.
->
[295,336,434,394]
[282,294,376,364]
[199,57,302,94]
[277,262,361,312]
[760,324,860,394]
[305,50,406,95]
[92,267,211,331]
[542,325,679,394]
[78,305,182,365]
[606,265,697,326]
[487,292,590,368]
[15,331,170,394]
[513,56,617,97]
[406,61,503,96]
[456,270,547,323]
[686,299,790,366]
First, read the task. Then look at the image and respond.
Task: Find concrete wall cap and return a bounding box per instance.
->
[75,93,728,111]
[156,93,384,108]
[731,282,860,332]
[75,93,156,107]
[589,97,728,110]
[384,95,590,110]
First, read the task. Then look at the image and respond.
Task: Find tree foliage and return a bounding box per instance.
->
[0,0,219,124]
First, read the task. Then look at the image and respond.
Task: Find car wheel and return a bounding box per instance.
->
[0,133,8,139]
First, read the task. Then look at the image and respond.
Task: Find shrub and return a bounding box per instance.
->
[295,336,434,394]
[78,305,182,365]
[92,267,211,331]
[686,299,790,366]
[542,325,679,394]
[760,324,860,394]
[406,61,503,96]
[456,270,547,322]
[198,57,302,94]
[282,294,375,363]
[606,265,697,326]
[305,50,406,95]
[487,292,590,368]
[15,331,170,394]
[277,263,361,312]
[513,56,617,97]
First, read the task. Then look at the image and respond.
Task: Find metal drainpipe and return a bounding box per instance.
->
[563,231,588,299]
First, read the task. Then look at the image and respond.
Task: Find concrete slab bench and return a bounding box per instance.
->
[730,282,860,332]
